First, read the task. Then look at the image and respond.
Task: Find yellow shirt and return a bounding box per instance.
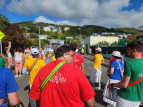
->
[47,54,56,61]
[93,54,104,69]
[24,54,31,62]
[23,58,45,85]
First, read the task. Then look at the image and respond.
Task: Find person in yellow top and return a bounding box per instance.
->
[81,47,84,57]
[22,48,45,107]
[90,47,104,90]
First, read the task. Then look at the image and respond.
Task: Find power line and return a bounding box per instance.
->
[6,0,30,21]
[13,0,34,21]
[0,0,25,22]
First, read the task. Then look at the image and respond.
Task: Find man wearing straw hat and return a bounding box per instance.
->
[108,40,143,107]
[103,51,124,107]
[90,47,104,90]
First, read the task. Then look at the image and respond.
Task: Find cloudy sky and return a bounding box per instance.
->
[0,0,143,28]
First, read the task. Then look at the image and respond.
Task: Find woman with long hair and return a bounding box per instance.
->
[5,41,13,68]
[14,47,24,77]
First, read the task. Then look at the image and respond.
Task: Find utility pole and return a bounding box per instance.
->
[39,26,41,48]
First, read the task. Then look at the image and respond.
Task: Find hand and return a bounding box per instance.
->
[8,41,11,44]
[107,84,113,88]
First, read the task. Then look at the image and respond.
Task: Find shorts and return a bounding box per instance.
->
[116,96,141,107]
[15,60,23,72]
[8,57,13,66]
[90,68,101,83]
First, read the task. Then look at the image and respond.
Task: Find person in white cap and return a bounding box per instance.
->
[90,47,104,90]
[22,48,45,107]
[103,51,124,107]
[44,49,56,64]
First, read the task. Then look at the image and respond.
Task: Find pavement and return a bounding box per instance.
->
[3,55,143,107]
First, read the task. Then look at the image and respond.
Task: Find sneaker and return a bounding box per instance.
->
[15,75,18,77]
[19,75,22,77]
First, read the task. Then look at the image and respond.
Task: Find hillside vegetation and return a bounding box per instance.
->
[17,21,143,37]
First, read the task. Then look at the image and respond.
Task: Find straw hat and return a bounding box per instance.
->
[95,47,102,52]
[111,51,122,57]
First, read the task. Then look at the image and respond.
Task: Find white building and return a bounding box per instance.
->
[64,27,70,31]
[43,26,54,32]
[49,39,64,45]
[52,27,62,32]
[39,35,49,39]
[84,36,118,54]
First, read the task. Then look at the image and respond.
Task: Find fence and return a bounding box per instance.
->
[90,46,128,57]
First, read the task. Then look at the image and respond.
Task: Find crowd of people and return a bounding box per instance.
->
[0,40,143,107]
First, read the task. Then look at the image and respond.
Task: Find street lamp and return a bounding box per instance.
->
[38,26,41,48]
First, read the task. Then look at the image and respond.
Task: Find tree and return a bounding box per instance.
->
[29,33,38,38]
[0,14,9,31]
[2,23,27,47]
[24,39,34,46]
[28,25,39,33]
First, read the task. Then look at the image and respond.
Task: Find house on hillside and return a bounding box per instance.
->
[43,26,54,32]
[64,27,70,31]
[92,33,102,36]
[48,39,64,45]
[39,35,49,39]
[52,27,62,32]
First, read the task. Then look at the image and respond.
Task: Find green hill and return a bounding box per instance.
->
[17,21,143,36]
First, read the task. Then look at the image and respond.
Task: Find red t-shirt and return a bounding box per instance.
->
[72,53,84,68]
[141,51,143,58]
[109,57,114,63]
[29,60,95,107]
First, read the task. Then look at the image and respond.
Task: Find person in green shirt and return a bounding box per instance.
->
[108,40,143,107]
[0,51,5,67]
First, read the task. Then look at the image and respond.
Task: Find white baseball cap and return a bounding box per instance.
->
[31,48,39,55]
[48,49,54,53]
[95,47,102,52]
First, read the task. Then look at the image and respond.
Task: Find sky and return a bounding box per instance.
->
[0,0,143,28]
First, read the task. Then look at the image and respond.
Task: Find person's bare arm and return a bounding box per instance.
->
[107,63,111,73]
[101,59,104,63]
[81,63,84,72]
[108,75,130,88]
[7,91,21,106]
[108,67,114,75]
[86,97,95,107]
[6,42,11,54]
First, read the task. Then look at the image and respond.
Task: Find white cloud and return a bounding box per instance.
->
[0,0,6,9]
[5,0,143,28]
[35,16,76,26]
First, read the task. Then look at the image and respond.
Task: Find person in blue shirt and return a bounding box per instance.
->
[103,51,124,107]
[0,67,21,107]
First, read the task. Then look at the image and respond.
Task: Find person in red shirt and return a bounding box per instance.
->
[107,55,115,73]
[69,43,84,72]
[29,46,95,107]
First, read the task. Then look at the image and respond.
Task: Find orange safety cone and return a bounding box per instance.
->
[84,53,86,57]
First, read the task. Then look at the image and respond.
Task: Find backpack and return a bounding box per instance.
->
[44,56,53,64]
